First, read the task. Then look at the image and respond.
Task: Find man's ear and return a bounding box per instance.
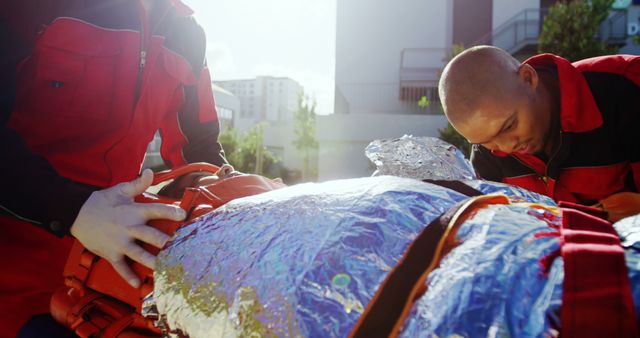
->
[517,64,539,90]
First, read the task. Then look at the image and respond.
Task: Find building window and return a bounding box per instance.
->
[216,106,233,120]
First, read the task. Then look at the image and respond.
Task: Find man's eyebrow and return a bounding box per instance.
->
[472,112,516,145]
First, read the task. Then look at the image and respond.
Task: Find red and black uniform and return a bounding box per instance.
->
[0,0,226,335]
[472,53,640,206]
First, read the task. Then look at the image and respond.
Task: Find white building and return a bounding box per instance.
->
[216,77,303,134]
[321,0,638,181]
[216,77,307,178]
[616,0,640,54]
[321,0,454,181]
[143,84,238,169]
[212,84,239,130]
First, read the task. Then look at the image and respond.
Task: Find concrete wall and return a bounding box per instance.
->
[327,0,453,180]
[453,0,493,46]
[334,0,452,115]
[263,122,304,172]
[316,113,448,181]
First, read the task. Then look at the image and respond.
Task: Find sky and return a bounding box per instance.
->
[187,0,337,115]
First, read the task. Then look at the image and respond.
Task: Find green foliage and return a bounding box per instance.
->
[219,123,279,175]
[539,0,618,61]
[417,96,429,108]
[292,94,319,152]
[448,43,466,60]
[439,123,471,158]
[292,94,319,180]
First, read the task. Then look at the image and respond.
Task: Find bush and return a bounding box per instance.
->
[539,0,617,61]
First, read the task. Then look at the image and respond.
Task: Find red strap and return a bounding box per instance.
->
[559,208,638,338]
[557,201,608,220]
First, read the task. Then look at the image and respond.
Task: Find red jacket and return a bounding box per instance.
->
[0,1,226,335]
[472,53,640,205]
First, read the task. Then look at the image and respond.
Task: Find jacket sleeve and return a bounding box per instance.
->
[620,72,640,191]
[160,66,227,167]
[159,16,227,168]
[470,145,504,183]
[0,126,96,236]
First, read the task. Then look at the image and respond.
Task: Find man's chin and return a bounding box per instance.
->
[527,143,541,154]
[514,142,536,154]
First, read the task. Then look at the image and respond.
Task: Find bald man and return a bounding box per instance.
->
[439,46,640,221]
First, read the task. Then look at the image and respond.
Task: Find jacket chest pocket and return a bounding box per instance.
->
[18,27,120,122]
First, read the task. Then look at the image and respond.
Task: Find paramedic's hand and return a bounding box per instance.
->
[70,169,186,288]
[193,164,241,187]
[159,164,240,198]
[598,192,640,222]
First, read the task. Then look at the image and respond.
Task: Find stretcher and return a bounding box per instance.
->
[49,166,640,337]
[50,163,285,337]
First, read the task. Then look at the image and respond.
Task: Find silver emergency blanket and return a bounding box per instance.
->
[614,214,640,313]
[153,175,567,337]
[401,208,640,337]
[365,136,476,180]
[154,176,468,336]
[152,137,640,337]
[401,202,565,337]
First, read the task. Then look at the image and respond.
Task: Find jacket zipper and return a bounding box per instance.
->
[510,132,563,193]
[543,131,563,187]
[511,155,542,180]
[134,3,148,108]
[133,2,173,108]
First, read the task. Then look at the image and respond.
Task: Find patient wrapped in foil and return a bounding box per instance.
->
[150,137,640,337]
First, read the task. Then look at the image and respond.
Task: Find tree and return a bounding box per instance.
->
[539,0,617,61]
[219,123,280,176]
[292,94,319,180]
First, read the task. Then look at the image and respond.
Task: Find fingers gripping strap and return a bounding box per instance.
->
[53,164,285,337]
[152,162,220,185]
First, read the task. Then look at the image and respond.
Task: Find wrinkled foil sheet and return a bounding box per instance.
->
[365,136,476,180]
[155,176,469,337]
[153,176,564,337]
[364,135,554,205]
[153,167,640,336]
[400,203,565,337]
[464,179,556,205]
[401,207,640,338]
[613,214,640,320]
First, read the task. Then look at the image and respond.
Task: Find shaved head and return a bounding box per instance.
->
[439,45,521,126]
[438,46,556,155]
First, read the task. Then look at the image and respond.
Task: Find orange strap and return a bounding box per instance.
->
[53,163,286,338]
[152,162,220,185]
[350,195,509,338]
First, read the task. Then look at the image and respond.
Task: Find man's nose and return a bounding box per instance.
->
[493,136,518,153]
